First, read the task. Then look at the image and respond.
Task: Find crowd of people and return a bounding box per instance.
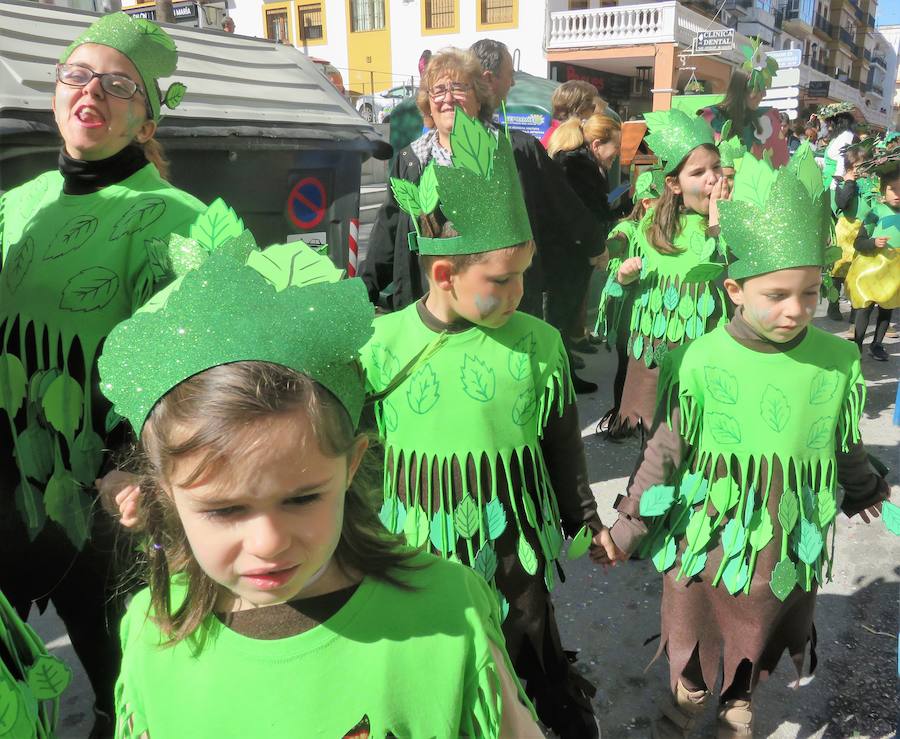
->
[0,12,896,739]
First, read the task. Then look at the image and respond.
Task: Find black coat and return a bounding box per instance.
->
[358,130,607,312]
[552,146,625,243]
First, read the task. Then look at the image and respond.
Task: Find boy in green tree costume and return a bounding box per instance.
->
[0,13,239,734]
[606,150,890,738]
[360,109,615,738]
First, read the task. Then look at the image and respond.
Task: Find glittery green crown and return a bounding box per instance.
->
[390,110,532,255]
[720,144,836,280]
[643,109,715,174]
[740,38,779,93]
[717,120,747,169]
[817,102,855,120]
[633,168,664,202]
[98,234,374,433]
[61,13,186,121]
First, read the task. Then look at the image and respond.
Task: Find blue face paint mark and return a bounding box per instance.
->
[474,293,501,317]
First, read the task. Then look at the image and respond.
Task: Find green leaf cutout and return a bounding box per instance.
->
[662,284,680,311]
[684,510,713,553]
[679,471,708,505]
[760,384,791,433]
[545,523,563,560]
[521,494,537,528]
[0,678,21,734]
[453,496,479,539]
[639,484,676,517]
[683,551,707,578]
[882,501,900,536]
[105,407,125,435]
[723,555,749,595]
[484,498,507,541]
[110,197,166,241]
[403,505,429,547]
[46,214,98,261]
[651,536,677,572]
[677,292,695,320]
[769,558,798,601]
[649,286,663,313]
[683,262,724,283]
[14,479,46,541]
[429,510,456,553]
[651,313,667,339]
[145,237,173,281]
[796,519,824,565]
[631,334,644,361]
[748,507,774,551]
[59,267,120,313]
[26,655,72,700]
[390,178,423,219]
[190,199,244,254]
[29,368,60,406]
[777,490,799,534]
[473,543,498,582]
[378,498,406,535]
[720,518,747,559]
[164,81,187,109]
[70,429,104,486]
[707,412,742,445]
[666,317,686,343]
[806,416,833,450]
[508,332,536,380]
[5,236,34,292]
[567,524,592,560]
[696,291,716,319]
[606,280,624,298]
[44,470,92,549]
[406,364,440,414]
[511,387,538,426]
[499,595,511,621]
[0,354,27,415]
[640,310,652,337]
[816,489,837,527]
[809,369,839,405]
[685,315,704,340]
[460,354,495,402]
[544,562,555,592]
[41,374,82,439]
[450,111,495,178]
[709,477,740,515]
[517,535,538,575]
[417,164,439,213]
[704,366,738,404]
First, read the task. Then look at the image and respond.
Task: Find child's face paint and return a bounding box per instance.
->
[167,411,366,611]
[726,267,822,343]
[672,146,722,215]
[445,243,534,329]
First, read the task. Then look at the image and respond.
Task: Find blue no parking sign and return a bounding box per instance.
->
[287,177,326,229]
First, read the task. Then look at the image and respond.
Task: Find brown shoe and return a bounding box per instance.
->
[651,681,710,738]
[716,699,753,738]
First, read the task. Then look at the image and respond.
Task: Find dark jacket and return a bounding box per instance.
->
[358,130,607,312]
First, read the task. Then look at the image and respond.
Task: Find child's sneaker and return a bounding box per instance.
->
[716,698,753,738]
[651,681,709,738]
[869,344,889,361]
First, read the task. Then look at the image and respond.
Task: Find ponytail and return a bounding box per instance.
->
[141,137,171,181]
[547,113,621,159]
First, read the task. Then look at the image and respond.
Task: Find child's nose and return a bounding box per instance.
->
[244,514,292,559]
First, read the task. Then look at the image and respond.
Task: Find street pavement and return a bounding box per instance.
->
[31,291,899,738]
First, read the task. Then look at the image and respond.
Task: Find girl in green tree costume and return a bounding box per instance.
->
[361,109,614,739]
[0,13,236,735]
[607,151,889,738]
[603,109,731,436]
[97,234,541,739]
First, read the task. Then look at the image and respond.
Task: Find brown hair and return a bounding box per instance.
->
[416,210,530,275]
[648,143,718,253]
[717,70,763,139]
[550,80,606,121]
[140,136,170,180]
[547,113,620,158]
[842,144,867,173]
[134,361,416,646]
[416,48,495,129]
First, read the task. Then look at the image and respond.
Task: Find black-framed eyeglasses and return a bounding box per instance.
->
[56,63,146,101]
[428,82,470,101]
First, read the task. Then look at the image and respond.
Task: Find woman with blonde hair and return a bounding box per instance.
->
[540,79,606,149]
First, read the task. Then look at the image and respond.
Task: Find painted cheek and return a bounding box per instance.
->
[473,293,502,318]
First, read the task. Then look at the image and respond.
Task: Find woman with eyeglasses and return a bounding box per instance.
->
[358,48,496,310]
[0,14,224,737]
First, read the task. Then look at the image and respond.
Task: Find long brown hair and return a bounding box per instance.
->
[134,361,416,646]
[648,143,718,253]
[416,47,495,128]
[716,70,762,139]
[140,136,170,180]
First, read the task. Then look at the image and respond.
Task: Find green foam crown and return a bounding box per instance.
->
[643,109,715,174]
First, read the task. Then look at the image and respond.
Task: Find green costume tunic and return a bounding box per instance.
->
[115,552,532,739]
[0,164,206,547]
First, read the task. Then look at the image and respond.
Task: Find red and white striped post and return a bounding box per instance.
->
[347,218,359,277]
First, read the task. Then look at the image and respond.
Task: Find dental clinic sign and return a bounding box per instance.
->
[694,29,735,53]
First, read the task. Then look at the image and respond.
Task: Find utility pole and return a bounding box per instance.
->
[156,0,175,22]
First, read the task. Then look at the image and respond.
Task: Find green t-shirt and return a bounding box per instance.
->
[0,165,207,547]
[862,200,900,249]
[115,552,532,739]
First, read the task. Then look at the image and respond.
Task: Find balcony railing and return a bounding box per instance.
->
[863,48,871,60]
[813,13,832,34]
[873,55,887,69]
[866,13,875,27]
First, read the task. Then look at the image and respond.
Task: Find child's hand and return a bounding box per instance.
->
[617,256,643,285]
[96,470,141,528]
[589,526,627,566]
[856,504,881,524]
[874,237,889,249]
[708,176,732,227]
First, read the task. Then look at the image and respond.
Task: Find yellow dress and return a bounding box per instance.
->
[845,201,900,309]
[831,216,863,278]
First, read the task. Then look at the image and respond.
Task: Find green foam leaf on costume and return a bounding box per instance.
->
[679,471,708,505]
[760,384,791,433]
[663,284,680,311]
[417,164,439,214]
[685,315,704,340]
[809,369,839,405]
[521,494,537,528]
[41,374,82,439]
[769,558,798,601]
[26,655,72,700]
[677,292,695,320]
[731,153,776,209]
[606,280,624,299]
[44,470,91,549]
[778,490,799,534]
[429,510,456,553]
[652,313,667,339]
[105,407,124,435]
[640,484,677,517]
[651,535,677,572]
[748,507,774,551]
[666,318,686,343]
[0,678,21,734]
[403,505,429,547]
[14,425,53,483]
[164,81,187,109]
[683,551,707,578]
[704,366,738,404]
[816,489,837,527]
[723,555,749,595]
[796,519,824,565]
[484,498,508,541]
[685,510,713,553]
[473,543,498,582]
[649,286,663,313]
[546,523,563,560]
[499,595,510,621]
[378,498,406,535]
[720,517,747,559]
[806,416,833,450]
[190,199,244,254]
[632,334,644,361]
[69,429,104,486]
[390,178,422,219]
[247,241,343,291]
[450,109,496,178]
[453,496,479,539]
[824,246,842,264]
[544,562,555,592]
[683,263,723,283]
[460,354,496,402]
[14,479,46,541]
[696,291,716,319]
[709,477,740,515]
[406,364,440,414]
[567,524,592,560]
[28,368,60,406]
[707,412,742,445]
[517,535,538,575]
[0,354,27,415]
[882,501,900,536]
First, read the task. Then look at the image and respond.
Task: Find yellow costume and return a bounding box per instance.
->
[846,200,900,309]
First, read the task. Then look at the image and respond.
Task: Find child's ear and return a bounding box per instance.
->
[346,435,369,487]
[430,259,455,291]
[723,277,744,306]
[666,175,682,196]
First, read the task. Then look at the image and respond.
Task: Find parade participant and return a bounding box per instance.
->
[604,109,731,437]
[362,110,614,738]
[847,152,900,360]
[818,102,857,188]
[607,153,889,738]
[0,13,229,735]
[99,235,541,739]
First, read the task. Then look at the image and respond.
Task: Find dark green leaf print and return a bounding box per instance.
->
[406,364,439,414]
[14,479,46,541]
[806,416,833,449]
[163,81,187,109]
[14,424,54,483]
[809,370,839,405]
[70,429,105,486]
[704,366,739,404]
[707,413,742,444]
[511,387,538,426]
[44,469,92,549]
[460,354,495,402]
[25,655,72,699]
[109,197,166,241]
[59,267,120,313]
[760,384,791,432]
[5,236,34,292]
[508,332,537,380]
[45,215,98,260]
[145,237,173,281]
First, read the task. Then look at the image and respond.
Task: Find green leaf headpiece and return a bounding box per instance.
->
[633,167,665,202]
[719,144,835,280]
[390,110,533,255]
[60,12,185,122]
[98,235,374,434]
[817,102,855,120]
[740,38,779,93]
[643,108,715,174]
[855,148,900,179]
[717,120,747,170]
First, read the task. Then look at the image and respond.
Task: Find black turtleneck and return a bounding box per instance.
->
[58,144,148,195]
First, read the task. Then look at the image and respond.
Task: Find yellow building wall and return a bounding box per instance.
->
[345,1,393,96]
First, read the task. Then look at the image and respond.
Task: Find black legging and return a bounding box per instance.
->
[854,304,893,348]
